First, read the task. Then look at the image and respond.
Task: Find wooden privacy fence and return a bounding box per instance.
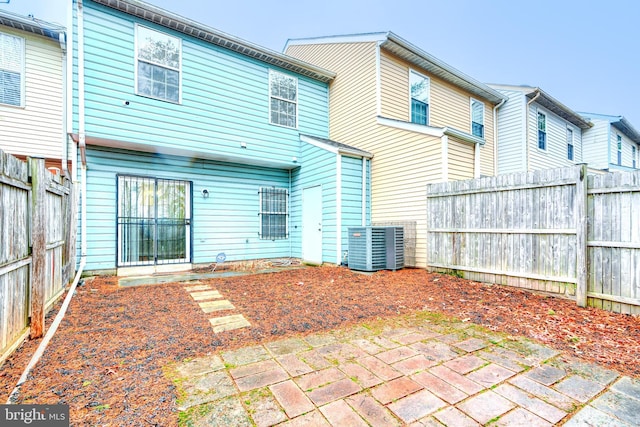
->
[426,164,640,314]
[0,150,75,365]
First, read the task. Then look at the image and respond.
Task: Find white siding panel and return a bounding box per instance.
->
[582,119,610,170]
[0,28,64,160]
[495,90,525,174]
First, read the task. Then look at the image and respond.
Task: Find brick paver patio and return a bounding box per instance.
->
[168,314,640,426]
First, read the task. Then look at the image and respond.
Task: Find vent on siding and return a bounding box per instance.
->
[348,226,404,272]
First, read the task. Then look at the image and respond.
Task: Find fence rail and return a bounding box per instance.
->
[426,164,640,314]
[0,150,75,366]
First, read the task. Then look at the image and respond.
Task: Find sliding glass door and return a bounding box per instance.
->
[117,175,191,266]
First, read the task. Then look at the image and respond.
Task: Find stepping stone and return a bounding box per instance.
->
[200,299,235,313]
[184,284,211,292]
[191,290,223,301]
[210,314,251,333]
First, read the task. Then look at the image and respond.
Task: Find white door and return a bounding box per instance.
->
[302,185,322,264]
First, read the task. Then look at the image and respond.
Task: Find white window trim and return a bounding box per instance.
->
[268,69,298,129]
[617,134,623,165]
[409,68,430,125]
[470,98,485,139]
[134,24,182,104]
[0,31,26,108]
[567,126,574,161]
[537,109,547,152]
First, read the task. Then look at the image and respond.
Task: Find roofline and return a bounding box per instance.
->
[300,134,373,158]
[0,9,65,41]
[579,112,640,143]
[383,32,506,105]
[490,84,592,129]
[90,0,336,83]
[286,31,506,105]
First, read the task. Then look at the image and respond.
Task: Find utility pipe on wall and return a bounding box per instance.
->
[525,91,541,172]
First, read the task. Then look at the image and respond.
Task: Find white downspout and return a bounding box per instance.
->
[525,91,541,172]
[336,154,342,265]
[78,0,87,262]
[361,157,366,226]
[59,32,68,177]
[375,41,382,117]
[474,143,481,179]
[493,97,506,175]
[441,135,448,181]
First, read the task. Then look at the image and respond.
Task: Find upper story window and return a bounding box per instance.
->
[633,145,637,168]
[537,112,546,150]
[0,32,24,107]
[410,70,429,125]
[136,25,181,103]
[269,70,297,128]
[617,135,622,165]
[567,128,574,161]
[471,99,484,138]
[259,187,288,240]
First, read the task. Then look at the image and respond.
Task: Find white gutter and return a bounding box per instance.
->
[493,97,507,175]
[525,91,541,172]
[77,0,87,261]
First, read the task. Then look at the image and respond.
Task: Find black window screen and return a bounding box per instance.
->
[259,187,288,240]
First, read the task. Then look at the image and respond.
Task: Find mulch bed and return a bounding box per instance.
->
[0,266,639,426]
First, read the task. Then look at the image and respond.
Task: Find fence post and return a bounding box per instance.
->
[575,163,588,307]
[30,158,46,339]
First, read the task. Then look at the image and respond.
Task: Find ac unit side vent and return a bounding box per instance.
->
[348,226,404,272]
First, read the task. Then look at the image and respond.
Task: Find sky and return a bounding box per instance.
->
[3,0,640,126]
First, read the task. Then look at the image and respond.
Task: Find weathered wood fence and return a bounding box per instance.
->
[426,164,640,314]
[0,150,75,366]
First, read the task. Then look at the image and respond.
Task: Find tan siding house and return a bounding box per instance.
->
[286,32,506,268]
[0,11,67,173]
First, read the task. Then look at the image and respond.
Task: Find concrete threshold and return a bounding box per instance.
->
[118,267,296,287]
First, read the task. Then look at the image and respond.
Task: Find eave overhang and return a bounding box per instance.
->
[90,0,335,83]
[525,88,592,129]
[0,10,65,42]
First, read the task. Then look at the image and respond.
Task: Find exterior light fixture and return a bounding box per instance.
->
[202,189,209,198]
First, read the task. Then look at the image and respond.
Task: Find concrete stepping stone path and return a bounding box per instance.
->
[182,282,250,333]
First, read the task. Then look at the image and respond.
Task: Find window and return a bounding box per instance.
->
[537,112,546,150]
[410,71,429,125]
[0,33,24,106]
[259,187,288,240]
[471,99,484,138]
[567,128,574,161]
[617,135,622,165]
[633,145,637,168]
[269,71,297,128]
[136,25,181,103]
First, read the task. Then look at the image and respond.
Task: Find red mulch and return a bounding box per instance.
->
[0,266,639,426]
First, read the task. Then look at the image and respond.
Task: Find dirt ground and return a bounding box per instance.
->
[0,266,638,426]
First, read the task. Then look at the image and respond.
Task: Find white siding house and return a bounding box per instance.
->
[489,84,592,174]
[0,11,67,173]
[579,113,640,171]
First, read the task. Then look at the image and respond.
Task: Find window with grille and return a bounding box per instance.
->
[617,135,622,165]
[537,112,546,150]
[410,71,429,125]
[136,25,181,103]
[567,128,574,161]
[0,32,24,107]
[259,187,288,240]
[269,70,297,128]
[471,99,484,138]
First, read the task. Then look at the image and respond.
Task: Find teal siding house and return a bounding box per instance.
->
[72,0,371,275]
